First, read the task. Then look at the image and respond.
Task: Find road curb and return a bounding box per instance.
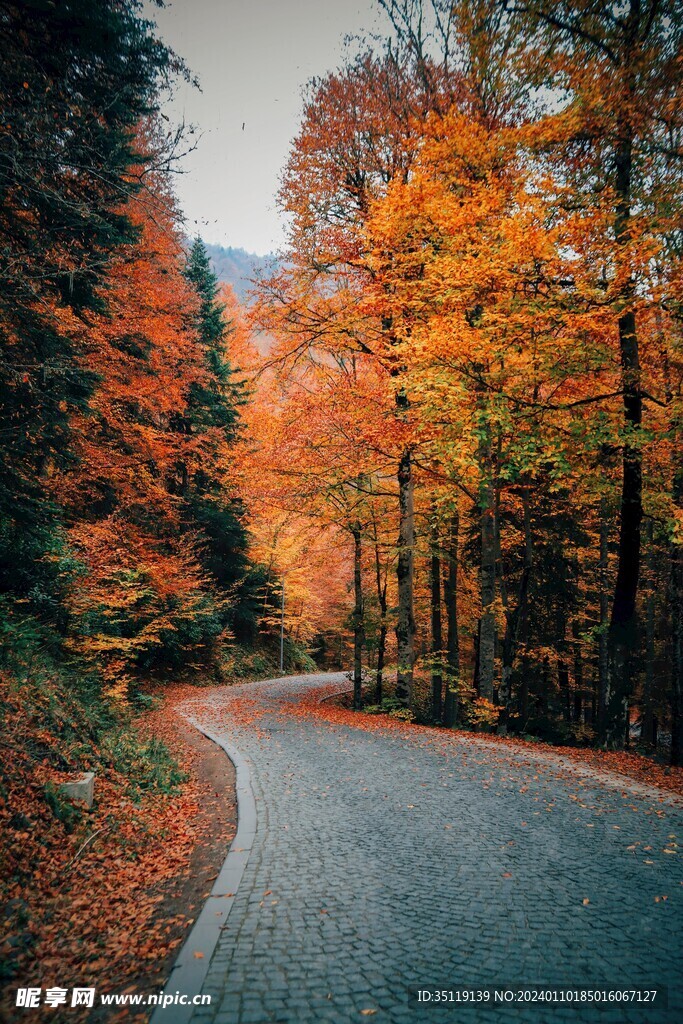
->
[149,716,257,1024]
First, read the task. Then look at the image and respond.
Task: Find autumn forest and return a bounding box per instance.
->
[1,0,683,1009]
[3,0,683,755]
[248,0,683,762]
[251,0,683,761]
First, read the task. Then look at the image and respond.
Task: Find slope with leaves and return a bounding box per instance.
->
[0,671,232,1020]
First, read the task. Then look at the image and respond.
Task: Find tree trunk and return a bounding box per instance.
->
[478,452,496,702]
[395,447,415,705]
[430,519,443,723]
[500,490,533,723]
[557,602,571,722]
[442,510,460,727]
[351,522,364,711]
[671,461,683,766]
[519,653,530,724]
[540,655,551,716]
[376,621,387,705]
[656,286,679,763]
[606,126,643,745]
[642,518,656,748]
[473,621,481,695]
[558,658,572,723]
[572,619,583,725]
[372,519,388,705]
[597,503,610,741]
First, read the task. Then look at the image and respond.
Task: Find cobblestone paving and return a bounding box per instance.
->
[179,674,683,1024]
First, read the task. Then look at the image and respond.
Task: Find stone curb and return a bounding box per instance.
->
[149,716,257,1024]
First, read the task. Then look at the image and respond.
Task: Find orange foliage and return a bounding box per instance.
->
[53,175,228,694]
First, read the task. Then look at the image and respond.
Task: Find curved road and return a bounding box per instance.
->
[169,674,682,1024]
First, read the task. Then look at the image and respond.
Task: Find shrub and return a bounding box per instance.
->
[465,697,503,730]
[389,707,416,723]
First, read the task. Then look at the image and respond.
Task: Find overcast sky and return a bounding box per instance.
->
[148,0,387,255]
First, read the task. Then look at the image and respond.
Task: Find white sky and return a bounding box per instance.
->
[148,0,387,255]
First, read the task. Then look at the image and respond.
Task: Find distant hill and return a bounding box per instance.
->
[204,244,277,303]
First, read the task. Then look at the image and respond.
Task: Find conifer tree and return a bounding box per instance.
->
[181,239,256,641]
[0,0,172,641]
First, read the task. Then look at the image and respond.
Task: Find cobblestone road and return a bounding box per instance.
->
[176,674,682,1024]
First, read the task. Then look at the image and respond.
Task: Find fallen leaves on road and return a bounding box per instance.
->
[277,684,683,798]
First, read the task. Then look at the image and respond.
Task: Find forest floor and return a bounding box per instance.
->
[94,712,238,1021]
[0,683,237,1024]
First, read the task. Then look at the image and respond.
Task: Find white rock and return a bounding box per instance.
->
[60,772,95,808]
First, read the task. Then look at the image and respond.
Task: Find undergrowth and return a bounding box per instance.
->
[0,658,186,987]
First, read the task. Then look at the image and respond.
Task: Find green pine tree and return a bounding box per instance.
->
[181,239,261,643]
[0,0,173,652]
[184,238,242,444]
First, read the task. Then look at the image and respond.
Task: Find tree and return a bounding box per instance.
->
[0,0,174,646]
[181,239,256,642]
[501,0,683,740]
[365,94,620,730]
[256,51,436,707]
[57,177,223,693]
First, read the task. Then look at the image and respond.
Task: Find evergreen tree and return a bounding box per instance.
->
[184,239,242,445]
[182,239,258,642]
[0,0,172,641]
